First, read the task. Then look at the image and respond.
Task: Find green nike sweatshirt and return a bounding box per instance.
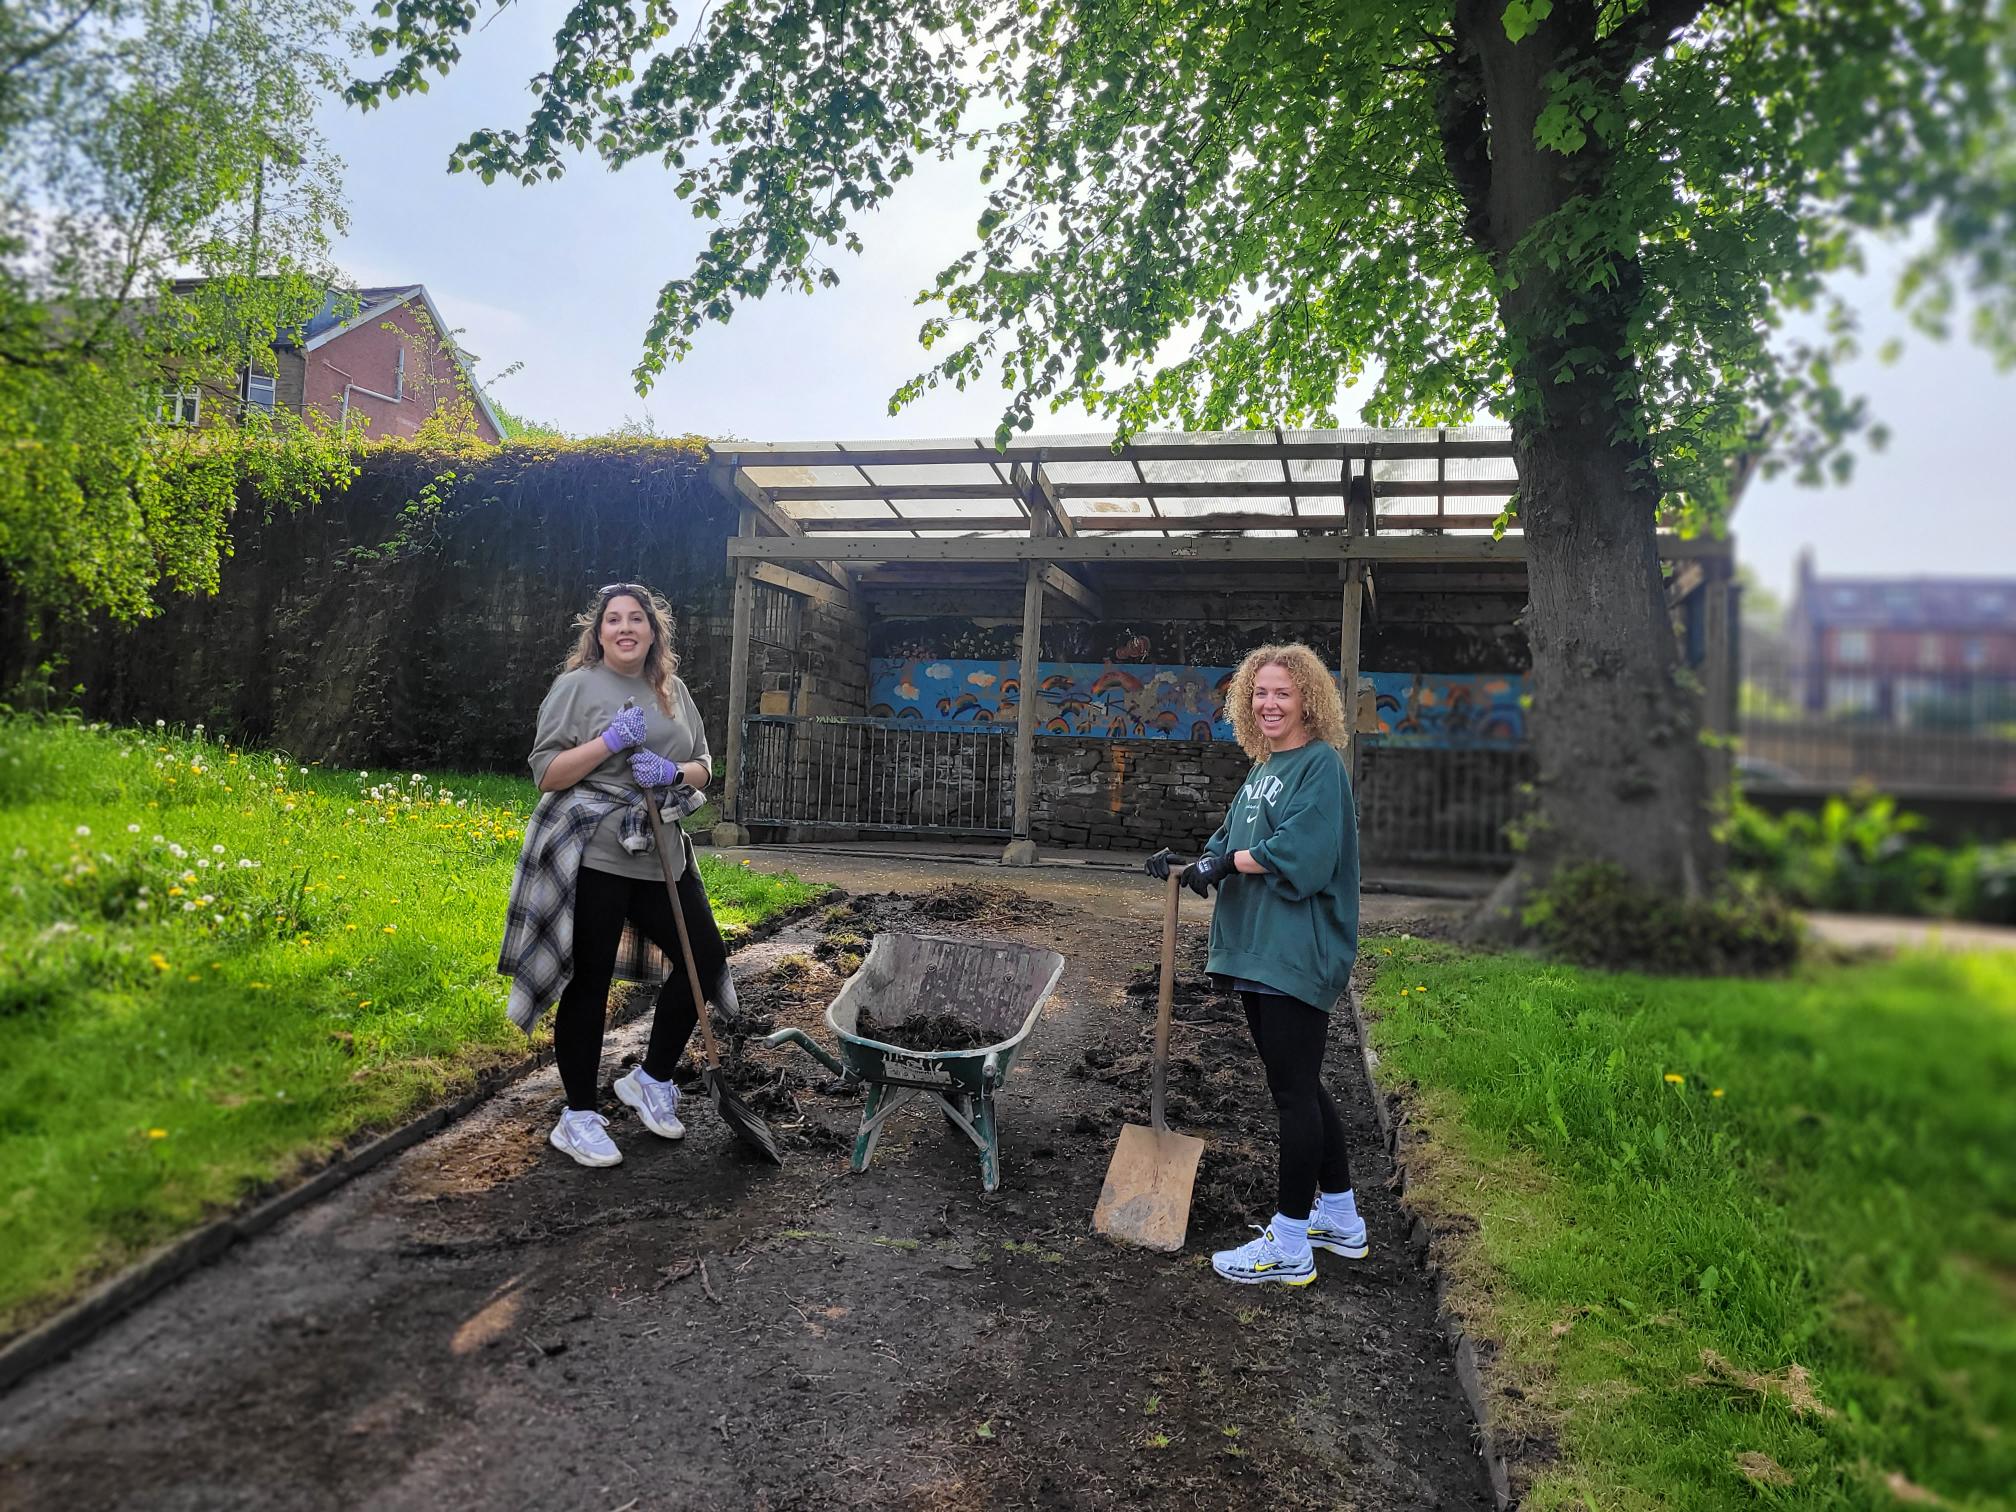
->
[1201,739,1361,1011]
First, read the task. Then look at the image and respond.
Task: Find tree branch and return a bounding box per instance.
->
[1595,0,1715,77]
[1,0,105,80]
[1435,39,1493,250]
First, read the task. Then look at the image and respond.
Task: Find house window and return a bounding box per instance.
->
[1825,676,1878,716]
[1963,638,1988,670]
[242,370,277,416]
[157,384,200,426]
[1835,630,1871,666]
[1919,634,1944,670]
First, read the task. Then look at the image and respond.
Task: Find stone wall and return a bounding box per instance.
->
[1028,737,1250,850]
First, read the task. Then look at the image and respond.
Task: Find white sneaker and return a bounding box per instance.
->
[613,1067,686,1140]
[1308,1209,1370,1259]
[1211,1225,1316,1287]
[549,1108,622,1167]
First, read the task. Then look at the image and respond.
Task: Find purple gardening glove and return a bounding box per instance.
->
[600,704,648,755]
[629,748,683,789]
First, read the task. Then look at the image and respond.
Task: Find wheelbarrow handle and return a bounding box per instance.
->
[764,1026,848,1080]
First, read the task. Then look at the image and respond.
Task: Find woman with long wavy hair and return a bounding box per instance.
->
[1146,642,1363,1286]
[499,582,725,1168]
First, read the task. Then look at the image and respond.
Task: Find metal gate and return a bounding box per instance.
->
[737,716,1017,836]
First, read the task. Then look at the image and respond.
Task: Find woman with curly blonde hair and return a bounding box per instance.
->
[1145,642,1363,1287]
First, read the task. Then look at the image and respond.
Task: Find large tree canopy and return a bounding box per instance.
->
[353,0,2014,898]
[1,0,357,623]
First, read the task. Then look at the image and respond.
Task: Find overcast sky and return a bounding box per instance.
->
[319,2,2016,603]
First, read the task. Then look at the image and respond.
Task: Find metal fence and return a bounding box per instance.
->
[1739,669,2016,794]
[1356,745,1533,865]
[737,716,1018,835]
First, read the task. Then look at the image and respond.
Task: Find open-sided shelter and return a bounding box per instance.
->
[703,428,1736,868]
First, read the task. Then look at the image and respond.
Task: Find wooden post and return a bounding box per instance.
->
[1003,560,1045,865]
[711,513,758,847]
[1340,562,1366,772]
[1702,559,1734,795]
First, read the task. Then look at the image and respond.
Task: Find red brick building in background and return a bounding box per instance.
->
[158,282,505,443]
[1786,547,2016,725]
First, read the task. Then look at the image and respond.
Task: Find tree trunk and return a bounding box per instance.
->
[1445,0,1716,937]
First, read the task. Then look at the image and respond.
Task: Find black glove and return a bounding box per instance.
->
[1182,851,1233,897]
[1144,847,1184,881]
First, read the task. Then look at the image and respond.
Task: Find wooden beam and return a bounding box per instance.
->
[1038,563,1104,619]
[1340,563,1367,771]
[711,438,1517,469]
[748,561,857,613]
[783,510,1518,533]
[1020,463,1076,537]
[728,533,1731,565]
[724,467,855,593]
[716,558,756,840]
[759,478,1518,502]
[1005,563,1045,862]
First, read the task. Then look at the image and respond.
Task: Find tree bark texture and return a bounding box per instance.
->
[1445,0,1714,910]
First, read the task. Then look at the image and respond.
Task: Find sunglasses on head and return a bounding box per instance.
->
[598,582,650,599]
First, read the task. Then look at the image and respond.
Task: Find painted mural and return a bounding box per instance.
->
[866,659,1526,747]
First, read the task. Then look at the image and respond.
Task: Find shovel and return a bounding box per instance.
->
[641,789,783,1165]
[1092,868,1206,1251]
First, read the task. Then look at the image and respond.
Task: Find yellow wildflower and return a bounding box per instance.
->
[146,1128,169,1140]
[1664,1073,1685,1085]
[358,999,372,1008]
[382,924,397,934]
[148,951,170,971]
[1711,1088,1725,1098]
[249,982,270,990]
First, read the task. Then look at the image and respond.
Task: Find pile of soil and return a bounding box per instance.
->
[850,1007,999,1053]
[910,882,1057,926]
[1122,960,1246,1023]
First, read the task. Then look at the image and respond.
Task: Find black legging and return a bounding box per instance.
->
[1241,991,1351,1220]
[555,862,728,1111]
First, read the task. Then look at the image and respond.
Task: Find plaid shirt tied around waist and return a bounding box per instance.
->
[498,781,676,1033]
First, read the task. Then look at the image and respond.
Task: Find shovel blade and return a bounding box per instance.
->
[1092,1122,1206,1252]
[707,1069,784,1166]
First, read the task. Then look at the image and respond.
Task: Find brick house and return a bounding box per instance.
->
[1786,548,2016,723]
[157,282,505,443]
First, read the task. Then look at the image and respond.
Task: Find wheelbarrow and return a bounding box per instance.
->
[764,932,1065,1192]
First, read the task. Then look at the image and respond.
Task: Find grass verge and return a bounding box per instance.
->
[0,715,823,1336]
[1363,938,2014,1510]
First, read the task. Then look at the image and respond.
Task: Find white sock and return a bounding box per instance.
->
[633,1064,666,1085]
[1317,1189,1359,1225]
[1270,1213,1311,1258]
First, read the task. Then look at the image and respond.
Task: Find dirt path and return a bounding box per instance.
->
[0,866,1489,1511]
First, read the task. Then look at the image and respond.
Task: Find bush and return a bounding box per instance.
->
[1727,794,2016,923]
[1524,863,1804,975]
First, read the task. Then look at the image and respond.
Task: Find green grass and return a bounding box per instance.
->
[1364,940,2015,1510]
[0,715,823,1334]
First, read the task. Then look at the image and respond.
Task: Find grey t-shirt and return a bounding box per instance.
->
[528,663,710,881]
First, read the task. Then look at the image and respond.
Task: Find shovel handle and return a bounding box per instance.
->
[1150,869,1180,1134]
[643,791,723,1074]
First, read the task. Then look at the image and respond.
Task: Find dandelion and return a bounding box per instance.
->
[168,843,186,858]
[194,723,204,733]
[148,952,171,971]
[167,886,184,897]
[299,767,308,776]
[75,825,91,837]
[238,858,254,868]
[137,886,150,897]
[1664,1073,1686,1086]
[212,844,225,854]
[182,901,197,912]
[155,718,165,728]
[153,834,164,843]
[211,962,222,971]
[127,823,141,834]
[10,846,24,861]
[383,924,397,934]
[197,858,210,869]
[359,999,372,1008]
[345,924,358,931]
[249,982,269,990]
[146,1128,168,1139]
[1711,1088,1725,1099]
[186,973,199,982]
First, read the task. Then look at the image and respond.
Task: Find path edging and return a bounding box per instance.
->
[1350,984,1517,1511]
[0,893,834,1398]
